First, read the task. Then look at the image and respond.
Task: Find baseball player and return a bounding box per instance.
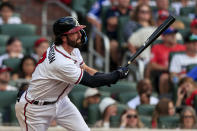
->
[15,16,129,131]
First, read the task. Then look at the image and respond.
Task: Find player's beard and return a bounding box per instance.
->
[66,36,82,48]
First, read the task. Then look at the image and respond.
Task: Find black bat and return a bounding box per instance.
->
[125,15,176,67]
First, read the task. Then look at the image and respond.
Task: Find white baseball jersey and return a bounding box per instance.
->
[16,44,90,131]
[169,53,197,75]
[26,44,84,102]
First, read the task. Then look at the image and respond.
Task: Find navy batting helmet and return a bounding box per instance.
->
[53,16,87,44]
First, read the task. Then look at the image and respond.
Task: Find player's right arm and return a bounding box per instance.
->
[81,63,98,76]
[79,67,129,87]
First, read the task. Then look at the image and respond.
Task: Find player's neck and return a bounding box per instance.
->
[62,44,73,55]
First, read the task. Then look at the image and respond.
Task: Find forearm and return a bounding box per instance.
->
[81,64,98,75]
[79,71,120,87]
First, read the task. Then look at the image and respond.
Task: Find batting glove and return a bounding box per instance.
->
[117,66,129,79]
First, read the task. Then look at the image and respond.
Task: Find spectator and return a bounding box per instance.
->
[176,77,197,109]
[146,27,185,95]
[131,0,156,7]
[152,98,175,128]
[131,4,155,28]
[120,108,144,128]
[190,19,197,35]
[0,65,17,91]
[127,4,155,74]
[128,10,183,66]
[127,78,158,109]
[94,97,117,128]
[170,34,197,84]
[0,37,24,66]
[81,88,101,122]
[102,0,132,69]
[87,0,116,31]
[0,1,21,25]
[12,56,37,81]
[31,37,50,62]
[86,0,117,69]
[153,0,176,20]
[171,0,195,17]
[180,106,197,129]
[124,3,154,42]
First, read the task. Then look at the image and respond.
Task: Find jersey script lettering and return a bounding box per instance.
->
[48,44,56,64]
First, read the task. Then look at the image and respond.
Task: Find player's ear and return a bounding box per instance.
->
[61,36,67,43]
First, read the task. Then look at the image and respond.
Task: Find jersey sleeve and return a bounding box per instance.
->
[55,61,83,85]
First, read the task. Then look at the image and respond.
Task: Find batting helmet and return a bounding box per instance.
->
[53,16,87,44]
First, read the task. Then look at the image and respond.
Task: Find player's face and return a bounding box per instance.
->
[66,31,82,48]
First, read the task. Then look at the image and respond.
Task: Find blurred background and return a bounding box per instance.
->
[0,0,197,130]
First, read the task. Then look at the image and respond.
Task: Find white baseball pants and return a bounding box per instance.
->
[15,94,90,131]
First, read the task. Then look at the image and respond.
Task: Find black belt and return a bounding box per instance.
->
[32,100,56,105]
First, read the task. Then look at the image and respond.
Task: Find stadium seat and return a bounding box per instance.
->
[99,81,137,95]
[176,16,192,28]
[87,104,101,126]
[0,24,36,36]
[2,58,22,73]
[86,0,97,12]
[10,104,18,125]
[118,91,138,104]
[180,7,195,16]
[71,0,87,17]
[72,84,88,92]
[0,46,6,55]
[110,104,127,127]
[0,35,9,47]
[117,16,130,46]
[139,115,152,128]
[0,91,17,108]
[68,91,84,110]
[18,36,41,55]
[177,28,190,39]
[158,115,180,129]
[0,91,18,124]
[136,104,155,117]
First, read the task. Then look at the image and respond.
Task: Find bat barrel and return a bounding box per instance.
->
[125,15,176,67]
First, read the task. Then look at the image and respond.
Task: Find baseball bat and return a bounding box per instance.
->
[125,15,176,67]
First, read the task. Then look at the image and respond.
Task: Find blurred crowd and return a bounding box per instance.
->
[0,0,197,129]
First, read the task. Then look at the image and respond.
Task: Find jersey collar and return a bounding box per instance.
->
[55,45,77,63]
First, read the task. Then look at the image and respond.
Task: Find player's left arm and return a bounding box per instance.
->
[81,63,98,76]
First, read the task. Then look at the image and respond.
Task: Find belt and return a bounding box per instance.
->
[32,100,56,105]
